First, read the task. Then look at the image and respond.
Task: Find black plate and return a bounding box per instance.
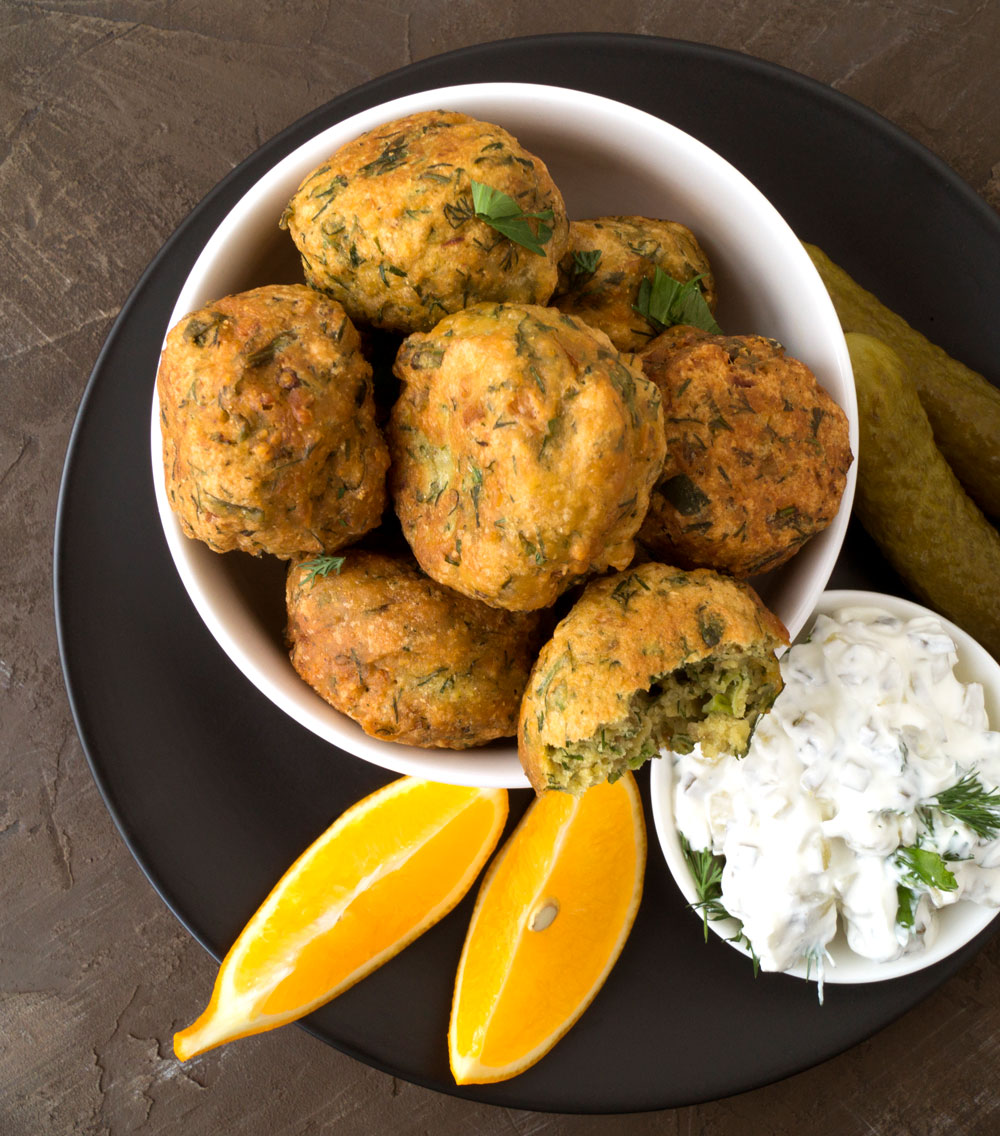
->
[55,34,1000,1113]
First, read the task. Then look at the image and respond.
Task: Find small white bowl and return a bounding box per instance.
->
[651,589,1000,984]
[150,82,857,788]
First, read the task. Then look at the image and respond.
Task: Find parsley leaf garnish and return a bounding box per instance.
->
[633,266,721,334]
[894,844,960,932]
[896,884,918,930]
[298,555,346,587]
[470,180,554,256]
[894,845,959,893]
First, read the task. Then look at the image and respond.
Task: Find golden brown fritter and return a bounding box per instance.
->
[157,284,389,559]
[281,110,569,334]
[285,550,544,748]
[518,562,789,795]
[636,328,853,577]
[388,302,666,611]
[552,217,716,352]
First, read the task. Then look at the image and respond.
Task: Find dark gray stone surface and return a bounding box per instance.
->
[3,2,999,1132]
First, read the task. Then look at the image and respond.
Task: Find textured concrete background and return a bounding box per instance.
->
[4,2,1000,1133]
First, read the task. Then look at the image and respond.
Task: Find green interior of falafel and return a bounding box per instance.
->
[544,649,780,793]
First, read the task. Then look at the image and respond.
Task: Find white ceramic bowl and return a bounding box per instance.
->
[651,589,1000,985]
[150,82,857,788]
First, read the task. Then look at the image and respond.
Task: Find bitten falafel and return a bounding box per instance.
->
[553,217,716,352]
[285,550,544,748]
[281,110,569,334]
[388,302,666,611]
[157,284,389,559]
[518,562,789,795]
[637,328,853,577]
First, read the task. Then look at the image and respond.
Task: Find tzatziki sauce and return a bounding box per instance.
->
[673,604,1000,981]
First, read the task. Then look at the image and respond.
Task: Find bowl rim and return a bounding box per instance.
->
[148,80,856,788]
[650,587,1000,986]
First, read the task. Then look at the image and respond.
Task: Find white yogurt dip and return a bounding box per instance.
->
[673,604,1000,982]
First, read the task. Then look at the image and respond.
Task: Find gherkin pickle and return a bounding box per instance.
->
[518,562,788,795]
[806,243,1000,518]
[845,332,1000,658]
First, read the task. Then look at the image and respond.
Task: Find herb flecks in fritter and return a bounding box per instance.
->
[518,563,788,795]
[285,550,544,748]
[157,284,389,559]
[281,111,569,334]
[388,302,666,611]
[553,217,717,353]
[636,328,852,577]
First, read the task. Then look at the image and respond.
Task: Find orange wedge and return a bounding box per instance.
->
[174,777,508,1061]
[448,772,646,1085]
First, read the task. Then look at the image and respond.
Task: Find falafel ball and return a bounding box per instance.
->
[518,562,789,795]
[280,110,569,334]
[285,550,545,748]
[388,302,666,611]
[157,283,389,559]
[552,217,717,352]
[636,328,853,577]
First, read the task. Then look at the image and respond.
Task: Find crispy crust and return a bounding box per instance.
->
[553,217,716,352]
[286,550,544,748]
[518,562,789,793]
[281,110,569,334]
[637,328,853,576]
[388,302,666,611]
[157,284,388,559]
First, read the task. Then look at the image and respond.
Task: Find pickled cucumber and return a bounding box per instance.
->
[805,242,1000,518]
[846,332,1000,658]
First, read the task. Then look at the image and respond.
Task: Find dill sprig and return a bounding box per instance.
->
[930,774,1000,840]
[570,248,602,281]
[682,835,725,940]
[803,948,828,1006]
[680,834,760,975]
[298,555,346,587]
[470,180,554,256]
